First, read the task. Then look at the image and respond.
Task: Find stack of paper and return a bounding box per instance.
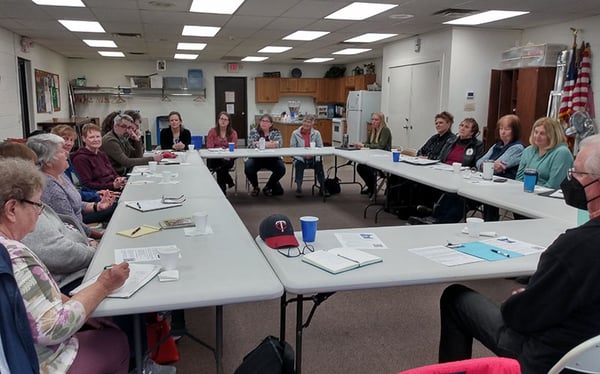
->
[69,263,161,298]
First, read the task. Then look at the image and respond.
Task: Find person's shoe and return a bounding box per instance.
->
[321,189,331,198]
[250,186,260,196]
[295,187,303,197]
[227,181,235,189]
[416,205,433,216]
[263,187,273,197]
[408,216,439,225]
[360,188,372,195]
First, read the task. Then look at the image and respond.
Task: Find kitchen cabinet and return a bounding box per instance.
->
[314,119,332,145]
[486,67,556,148]
[255,77,280,103]
[279,78,298,93]
[316,79,341,104]
[297,78,317,93]
[279,78,317,95]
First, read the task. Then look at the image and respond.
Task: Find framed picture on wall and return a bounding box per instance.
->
[34,69,60,113]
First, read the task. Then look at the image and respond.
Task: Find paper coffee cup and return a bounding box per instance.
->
[158,246,181,271]
[193,212,208,233]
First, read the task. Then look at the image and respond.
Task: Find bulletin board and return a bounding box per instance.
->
[35,69,60,113]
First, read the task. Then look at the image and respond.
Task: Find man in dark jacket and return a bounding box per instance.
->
[438,134,600,373]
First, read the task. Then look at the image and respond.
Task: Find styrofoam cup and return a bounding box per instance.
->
[193,212,208,233]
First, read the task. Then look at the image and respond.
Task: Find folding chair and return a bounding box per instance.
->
[548,334,600,374]
[398,357,520,374]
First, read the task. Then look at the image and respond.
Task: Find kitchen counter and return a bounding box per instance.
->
[272,119,333,147]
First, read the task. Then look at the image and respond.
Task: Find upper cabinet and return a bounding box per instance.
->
[256,75,376,104]
[255,77,280,103]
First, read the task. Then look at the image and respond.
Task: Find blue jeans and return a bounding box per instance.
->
[294,158,325,189]
[244,157,285,189]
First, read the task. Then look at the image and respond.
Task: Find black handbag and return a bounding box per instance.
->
[234,335,294,374]
[324,177,341,195]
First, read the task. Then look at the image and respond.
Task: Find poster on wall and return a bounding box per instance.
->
[35,69,60,113]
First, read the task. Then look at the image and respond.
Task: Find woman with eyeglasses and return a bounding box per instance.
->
[0,157,130,373]
[27,134,115,239]
[160,111,191,151]
[206,111,238,194]
[245,114,286,197]
[516,117,574,189]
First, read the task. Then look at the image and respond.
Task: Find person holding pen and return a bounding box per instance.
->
[0,157,131,373]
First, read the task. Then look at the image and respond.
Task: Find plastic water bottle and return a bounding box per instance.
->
[259,137,266,150]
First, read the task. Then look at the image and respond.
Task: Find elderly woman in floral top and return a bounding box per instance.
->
[0,157,130,373]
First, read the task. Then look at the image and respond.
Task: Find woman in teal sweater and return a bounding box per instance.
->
[516,117,573,189]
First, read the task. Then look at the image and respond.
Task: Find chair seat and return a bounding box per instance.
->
[398,357,520,374]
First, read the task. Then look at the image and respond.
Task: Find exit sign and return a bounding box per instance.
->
[227,63,240,73]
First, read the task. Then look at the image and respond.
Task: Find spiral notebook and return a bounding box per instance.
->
[69,263,161,298]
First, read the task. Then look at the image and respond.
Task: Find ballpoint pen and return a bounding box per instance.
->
[136,202,142,209]
[491,249,510,258]
[131,227,141,236]
[103,265,113,270]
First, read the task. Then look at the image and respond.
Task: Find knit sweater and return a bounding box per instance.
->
[515,143,573,189]
[71,147,120,190]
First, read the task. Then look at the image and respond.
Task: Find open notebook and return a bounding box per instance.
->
[302,248,382,274]
[69,263,161,298]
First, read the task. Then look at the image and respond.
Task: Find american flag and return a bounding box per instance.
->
[558,45,578,121]
[572,44,591,113]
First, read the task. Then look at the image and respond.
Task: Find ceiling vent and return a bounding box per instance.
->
[432,8,478,17]
[112,32,142,38]
[128,52,146,55]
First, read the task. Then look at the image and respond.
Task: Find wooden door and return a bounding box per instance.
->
[215,77,248,143]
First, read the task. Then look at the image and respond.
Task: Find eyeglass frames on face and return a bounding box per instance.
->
[567,168,600,181]
[21,199,44,213]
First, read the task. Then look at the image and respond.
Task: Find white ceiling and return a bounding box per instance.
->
[0,0,598,64]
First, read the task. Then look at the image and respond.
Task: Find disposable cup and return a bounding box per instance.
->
[300,216,319,243]
[482,160,494,180]
[193,212,208,233]
[188,143,195,151]
[392,149,401,162]
[148,161,158,172]
[158,246,181,271]
[466,217,484,238]
[310,141,316,148]
[161,171,174,183]
[452,162,462,174]
[228,142,235,152]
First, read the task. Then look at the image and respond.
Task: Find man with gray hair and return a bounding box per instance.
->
[100,113,162,175]
[438,134,600,373]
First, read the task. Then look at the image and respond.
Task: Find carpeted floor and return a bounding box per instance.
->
[172,156,521,373]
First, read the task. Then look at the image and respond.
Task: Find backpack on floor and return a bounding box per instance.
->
[234,335,295,374]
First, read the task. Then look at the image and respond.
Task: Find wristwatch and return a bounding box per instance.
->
[93,202,98,212]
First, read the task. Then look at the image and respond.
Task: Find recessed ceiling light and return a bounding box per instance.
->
[345,33,397,43]
[283,31,329,41]
[98,51,124,57]
[174,53,199,60]
[325,2,398,21]
[83,39,117,48]
[177,42,207,50]
[304,58,334,63]
[32,0,85,6]
[182,25,220,37]
[59,20,105,33]
[332,48,371,55]
[190,0,244,14]
[242,56,269,62]
[444,10,529,25]
[258,46,292,53]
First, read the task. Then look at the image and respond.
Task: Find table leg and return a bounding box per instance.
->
[134,313,143,374]
[280,293,287,342]
[216,305,223,374]
[295,294,304,374]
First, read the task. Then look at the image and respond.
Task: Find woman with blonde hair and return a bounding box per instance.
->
[516,117,573,189]
[355,112,392,197]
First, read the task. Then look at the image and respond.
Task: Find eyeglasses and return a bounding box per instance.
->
[21,199,44,213]
[567,168,600,181]
[277,242,315,258]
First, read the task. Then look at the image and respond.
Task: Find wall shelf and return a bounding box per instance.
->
[71,85,206,102]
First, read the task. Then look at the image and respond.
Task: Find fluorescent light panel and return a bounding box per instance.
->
[32,0,85,6]
[444,10,529,25]
[325,2,398,21]
[242,56,268,62]
[182,25,220,37]
[83,39,117,48]
[177,42,207,50]
[98,51,124,57]
[345,33,397,43]
[304,58,334,63]
[283,31,329,41]
[174,53,198,60]
[59,20,105,33]
[189,0,244,14]
[332,48,371,55]
[258,46,292,53]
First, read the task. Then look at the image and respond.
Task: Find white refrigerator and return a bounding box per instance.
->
[346,90,381,144]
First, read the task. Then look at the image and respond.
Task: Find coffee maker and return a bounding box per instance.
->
[288,100,301,120]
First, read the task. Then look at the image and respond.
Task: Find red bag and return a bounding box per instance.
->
[146,314,180,364]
